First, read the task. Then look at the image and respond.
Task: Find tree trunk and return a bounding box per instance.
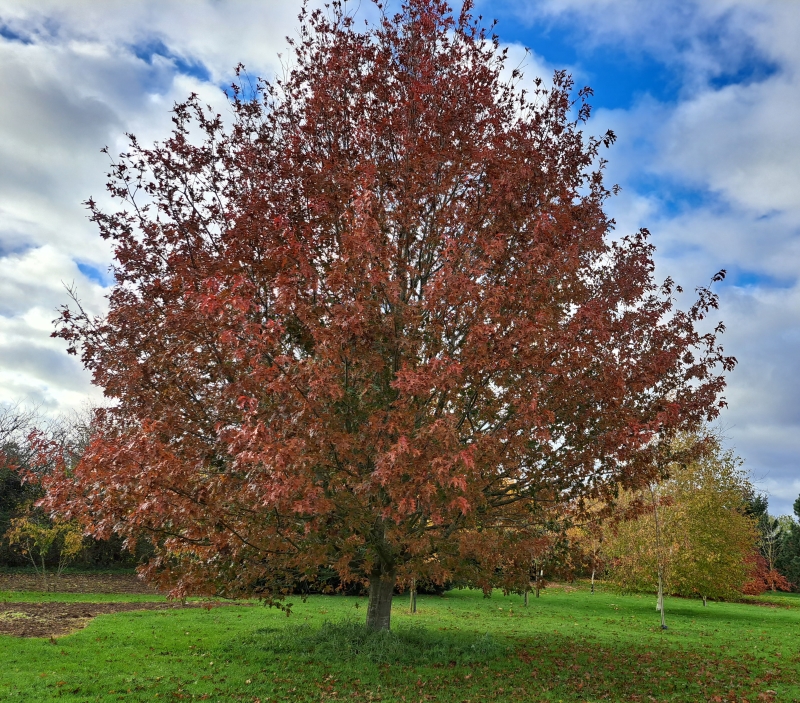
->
[702,595,707,607]
[656,571,667,629]
[40,554,49,592]
[651,485,667,630]
[524,589,529,607]
[591,568,595,594]
[366,568,396,631]
[409,578,417,614]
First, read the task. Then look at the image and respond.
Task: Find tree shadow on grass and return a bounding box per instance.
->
[233,618,507,665]
[225,622,792,702]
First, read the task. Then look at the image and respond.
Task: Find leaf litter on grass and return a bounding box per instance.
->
[2,586,799,702]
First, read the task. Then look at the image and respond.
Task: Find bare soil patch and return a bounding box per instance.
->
[0,572,156,594]
[0,600,242,638]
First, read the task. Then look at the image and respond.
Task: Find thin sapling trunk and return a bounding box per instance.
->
[651,485,668,630]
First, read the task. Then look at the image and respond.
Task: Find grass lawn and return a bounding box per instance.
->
[1,584,798,702]
[0,591,167,604]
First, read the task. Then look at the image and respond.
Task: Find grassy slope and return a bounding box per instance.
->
[1,585,798,702]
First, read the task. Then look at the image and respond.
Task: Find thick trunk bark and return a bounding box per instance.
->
[366,568,396,631]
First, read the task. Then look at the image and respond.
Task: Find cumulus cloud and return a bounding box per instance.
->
[502,0,800,513]
[0,1,306,414]
[501,0,777,83]
[0,0,299,82]
[0,245,108,410]
[660,74,800,216]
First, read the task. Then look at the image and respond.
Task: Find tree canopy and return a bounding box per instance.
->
[44,0,734,630]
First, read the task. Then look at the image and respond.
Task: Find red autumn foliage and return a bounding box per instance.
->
[742,553,792,595]
[42,1,734,629]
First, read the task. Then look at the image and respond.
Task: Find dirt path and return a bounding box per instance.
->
[0,572,157,594]
[0,573,254,638]
[0,600,250,638]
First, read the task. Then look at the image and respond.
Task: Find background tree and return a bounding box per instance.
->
[740,489,790,590]
[603,488,669,598]
[566,501,606,594]
[775,497,800,590]
[44,0,734,631]
[755,510,780,571]
[668,446,759,603]
[755,516,790,591]
[6,508,84,589]
[1,405,146,572]
[605,434,759,604]
[0,403,40,567]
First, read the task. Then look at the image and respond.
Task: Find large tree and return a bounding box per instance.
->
[45,0,734,630]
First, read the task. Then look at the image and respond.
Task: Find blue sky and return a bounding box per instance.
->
[491,18,683,109]
[487,0,800,515]
[0,0,798,515]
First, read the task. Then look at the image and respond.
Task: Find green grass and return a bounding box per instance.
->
[2,584,799,702]
[741,590,800,607]
[0,591,168,603]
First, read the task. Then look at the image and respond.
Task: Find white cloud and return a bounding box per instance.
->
[0,0,299,82]
[500,0,777,80]
[659,75,800,216]
[0,1,305,420]
[0,245,108,410]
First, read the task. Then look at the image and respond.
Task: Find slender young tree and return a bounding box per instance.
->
[567,500,606,594]
[44,0,734,630]
[605,434,758,605]
[650,483,668,628]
